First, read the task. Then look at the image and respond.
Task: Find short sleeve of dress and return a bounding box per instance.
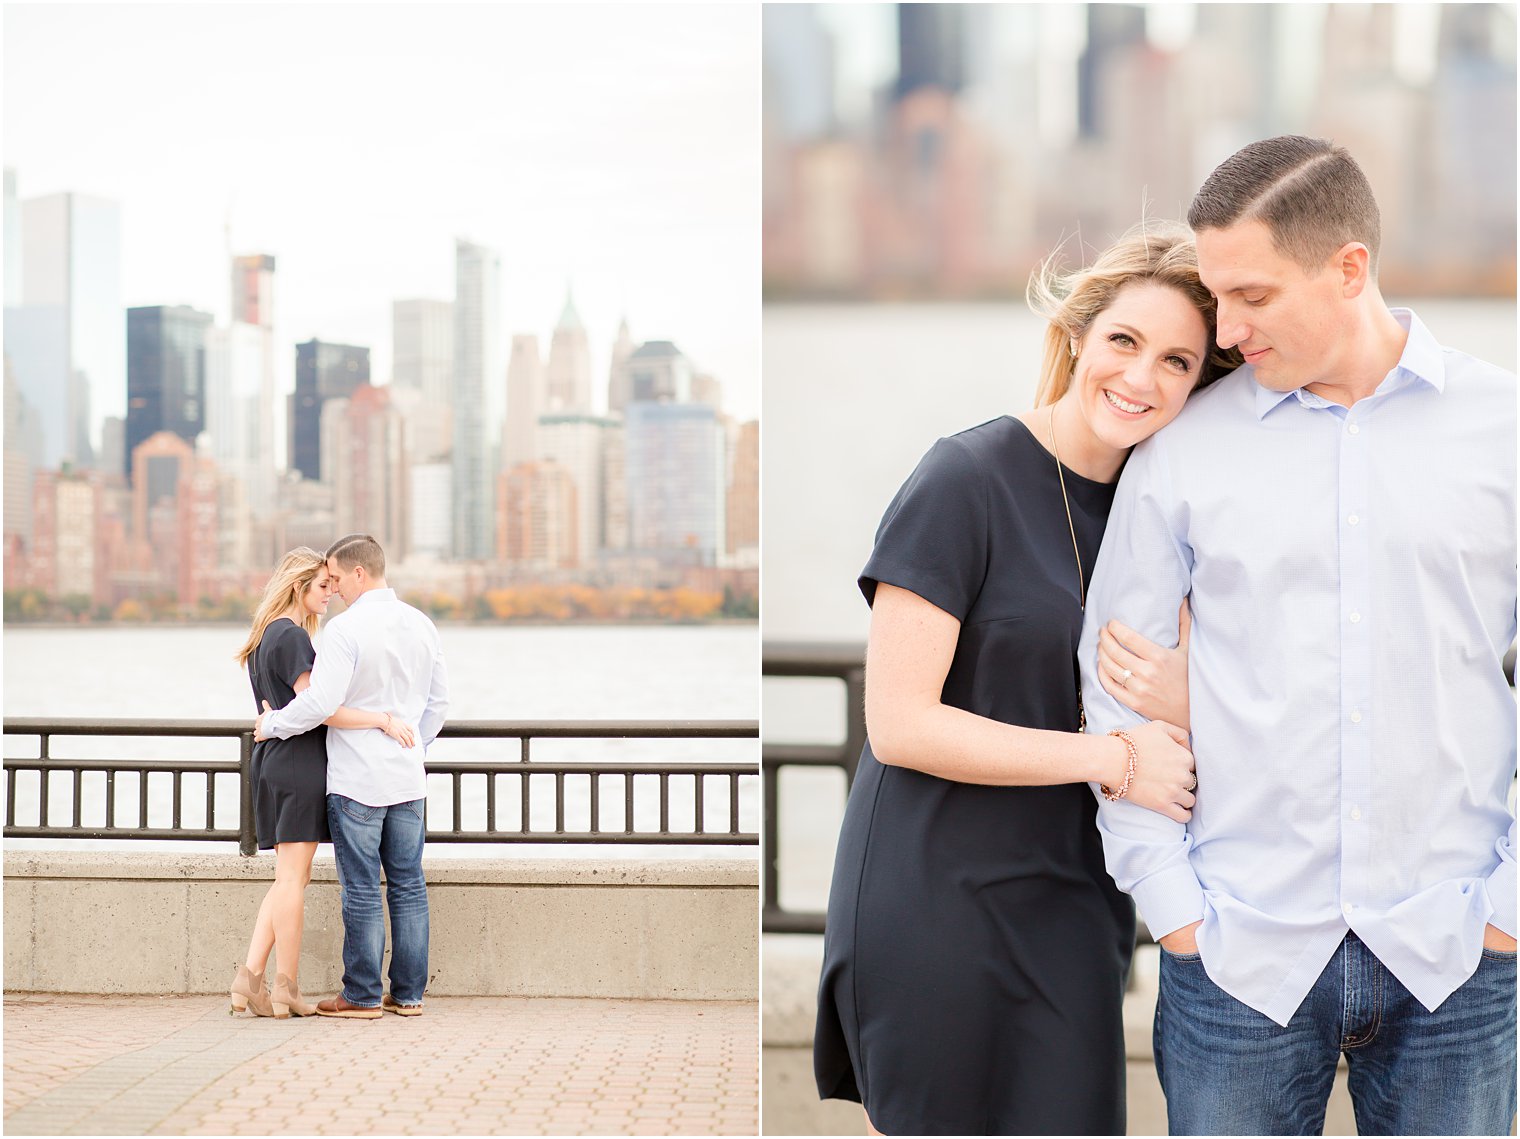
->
[266,622,316,690]
[859,434,988,622]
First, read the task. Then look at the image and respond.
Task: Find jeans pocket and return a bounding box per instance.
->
[337,799,382,823]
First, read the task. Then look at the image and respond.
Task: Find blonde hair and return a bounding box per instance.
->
[234,547,327,667]
[1026,222,1242,407]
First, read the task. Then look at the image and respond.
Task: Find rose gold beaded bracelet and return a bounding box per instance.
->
[1102,729,1138,802]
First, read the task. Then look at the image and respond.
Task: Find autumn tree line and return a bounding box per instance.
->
[3,584,759,625]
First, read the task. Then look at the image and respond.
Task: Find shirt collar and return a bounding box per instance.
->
[1252,307,1445,419]
[348,587,395,611]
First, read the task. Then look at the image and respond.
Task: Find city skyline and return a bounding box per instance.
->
[763,3,1517,300]
[3,3,762,445]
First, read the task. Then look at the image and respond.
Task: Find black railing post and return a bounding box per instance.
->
[238,732,256,856]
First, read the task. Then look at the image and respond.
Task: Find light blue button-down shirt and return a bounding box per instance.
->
[1080,309,1516,1027]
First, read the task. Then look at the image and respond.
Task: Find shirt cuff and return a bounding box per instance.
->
[1131,861,1207,941]
[262,710,291,741]
[1485,859,1516,938]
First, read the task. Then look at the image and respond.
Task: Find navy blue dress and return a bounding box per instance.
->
[248,618,330,848]
[814,417,1135,1136]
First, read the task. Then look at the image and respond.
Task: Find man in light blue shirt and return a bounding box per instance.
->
[1080,136,1516,1134]
[258,534,449,1018]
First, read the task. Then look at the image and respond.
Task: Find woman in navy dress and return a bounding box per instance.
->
[814,226,1242,1135]
[229,547,417,1018]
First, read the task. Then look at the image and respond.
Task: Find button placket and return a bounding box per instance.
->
[1337,408,1373,923]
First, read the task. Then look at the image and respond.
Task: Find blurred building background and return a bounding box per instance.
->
[3,4,759,625]
[763,3,1517,300]
[3,214,759,623]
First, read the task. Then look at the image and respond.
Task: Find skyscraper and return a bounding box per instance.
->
[897,3,969,100]
[231,254,275,327]
[9,191,122,470]
[498,460,578,569]
[537,412,616,566]
[545,288,592,413]
[125,305,213,482]
[607,316,635,414]
[129,430,221,604]
[727,418,759,561]
[228,254,278,508]
[452,238,501,561]
[290,339,368,482]
[624,401,726,566]
[628,341,694,403]
[321,383,408,559]
[502,333,543,471]
[205,322,271,502]
[409,461,452,559]
[392,298,454,463]
[4,358,36,549]
[29,468,100,603]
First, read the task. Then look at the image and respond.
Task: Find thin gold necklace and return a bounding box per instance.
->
[1049,404,1086,730]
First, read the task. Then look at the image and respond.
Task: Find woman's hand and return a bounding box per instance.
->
[255,699,273,741]
[1097,598,1192,731]
[381,713,417,749]
[1119,719,1196,823]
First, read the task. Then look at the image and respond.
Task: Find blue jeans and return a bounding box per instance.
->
[326,794,429,1007]
[1155,932,1516,1135]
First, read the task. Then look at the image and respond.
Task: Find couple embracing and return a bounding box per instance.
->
[230,533,449,1020]
[816,136,1516,1135]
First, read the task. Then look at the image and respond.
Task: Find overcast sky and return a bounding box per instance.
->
[4,3,761,423]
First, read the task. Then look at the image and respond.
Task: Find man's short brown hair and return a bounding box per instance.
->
[1188,135,1381,275]
[326,533,386,578]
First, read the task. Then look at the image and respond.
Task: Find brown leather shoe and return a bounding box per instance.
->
[382,993,423,1017]
[315,994,382,1019]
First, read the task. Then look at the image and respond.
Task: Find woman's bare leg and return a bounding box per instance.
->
[268,842,318,982]
[243,872,278,974]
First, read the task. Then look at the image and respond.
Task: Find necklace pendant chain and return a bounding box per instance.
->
[1049,407,1086,611]
[1050,406,1088,732]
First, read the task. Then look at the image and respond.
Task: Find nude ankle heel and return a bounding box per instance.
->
[271,973,317,1018]
[230,965,274,1017]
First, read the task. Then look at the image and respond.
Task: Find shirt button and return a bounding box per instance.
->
[1350,710,1363,723]
[1348,423,1360,436]
[1349,611,1362,624]
[1351,807,1362,821]
[1344,902,1355,914]
[1347,514,1359,526]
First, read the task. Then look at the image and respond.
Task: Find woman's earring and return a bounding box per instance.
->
[1069,339,1079,360]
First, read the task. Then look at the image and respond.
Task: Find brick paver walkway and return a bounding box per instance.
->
[4,994,758,1136]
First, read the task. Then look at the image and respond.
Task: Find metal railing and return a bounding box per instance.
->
[763,643,864,934]
[762,642,1519,936]
[3,718,758,855]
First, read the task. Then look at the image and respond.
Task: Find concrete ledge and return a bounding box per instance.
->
[4,852,757,1001]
